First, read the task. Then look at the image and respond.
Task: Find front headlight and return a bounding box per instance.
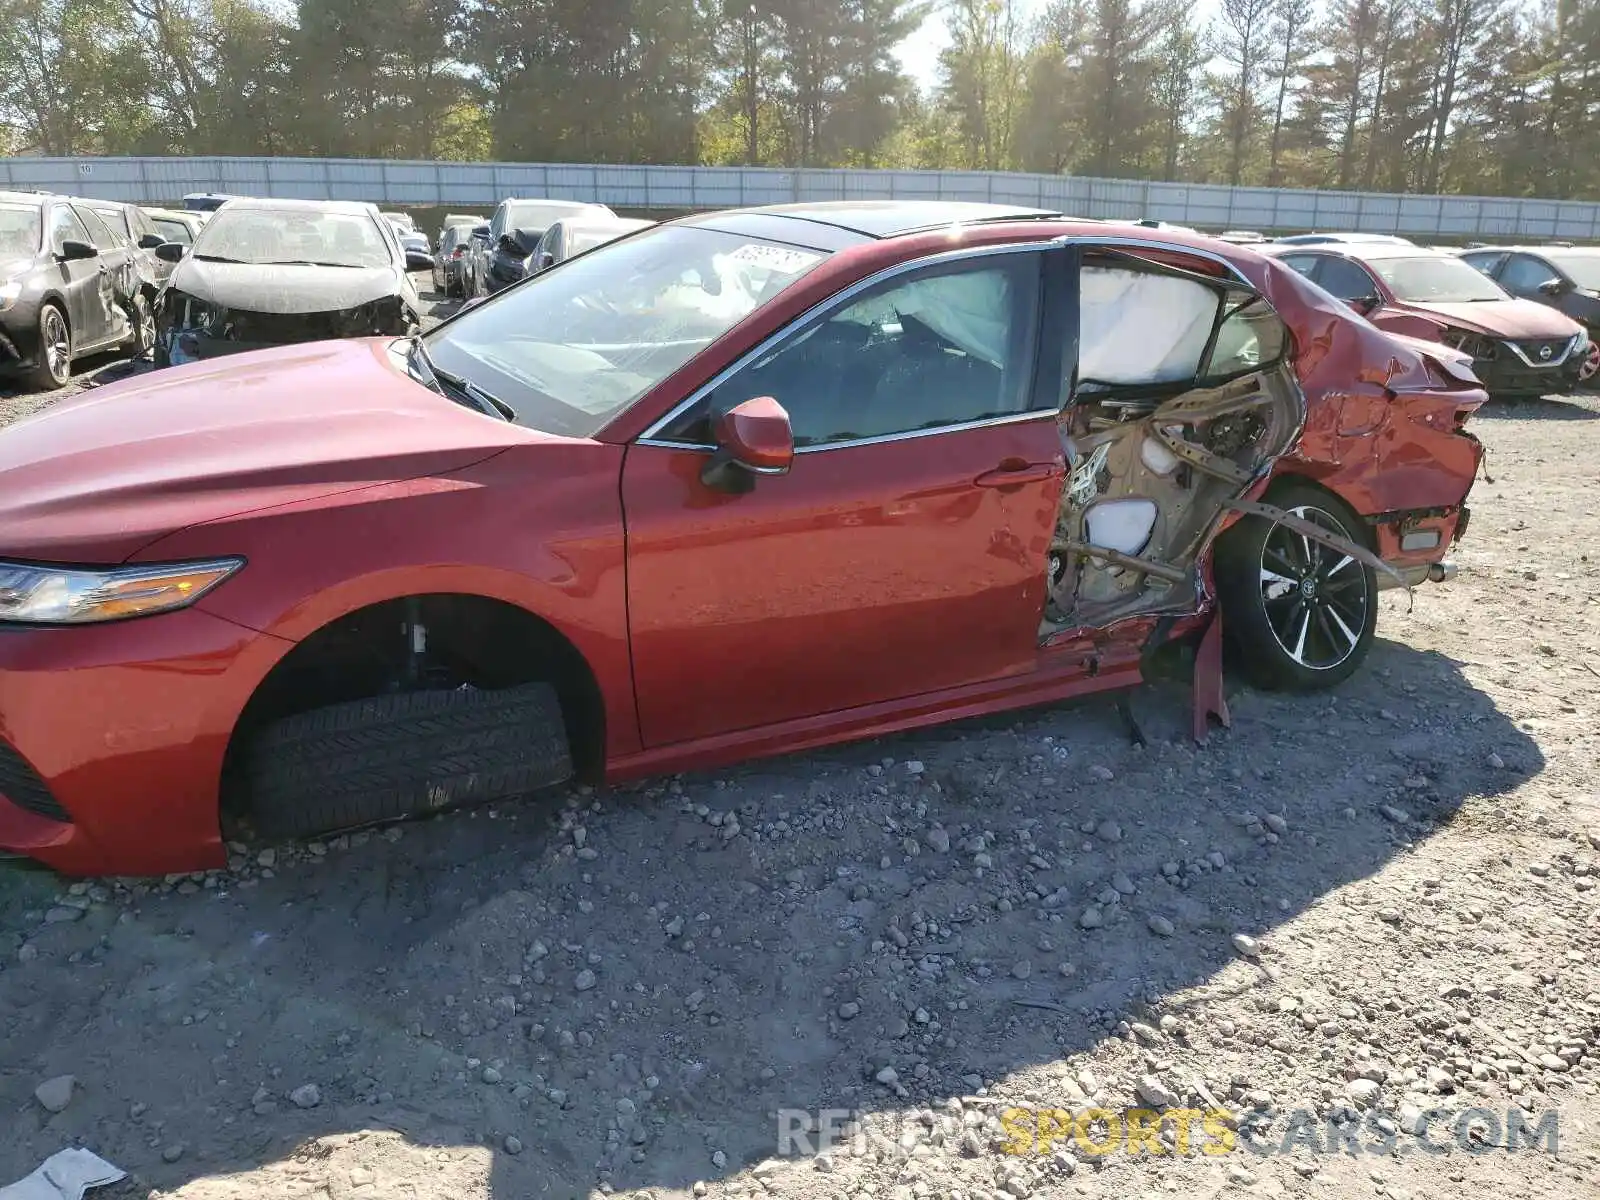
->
[0,558,243,624]
[0,278,22,311]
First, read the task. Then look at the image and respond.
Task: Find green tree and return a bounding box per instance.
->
[939,0,1028,170]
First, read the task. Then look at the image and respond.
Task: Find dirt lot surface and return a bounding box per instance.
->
[1,280,1597,1200]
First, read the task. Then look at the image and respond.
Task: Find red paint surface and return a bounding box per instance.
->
[0,219,1485,875]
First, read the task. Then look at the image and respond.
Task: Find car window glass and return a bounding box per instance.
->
[1206,292,1287,378]
[700,255,1040,449]
[1277,254,1322,279]
[76,206,122,249]
[1079,264,1220,386]
[50,206,91,252]
[1499,254,1560,293]
[0,203,42,257]
[1314,257,1379,301]
[153,217,192,245]
[1460,251,1506,276]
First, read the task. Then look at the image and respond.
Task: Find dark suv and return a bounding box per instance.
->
[1459,246,1600,386]
[475,199,615,296]
[0,190,143,389]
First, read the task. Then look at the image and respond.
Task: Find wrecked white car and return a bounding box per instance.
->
[153,197,419,366]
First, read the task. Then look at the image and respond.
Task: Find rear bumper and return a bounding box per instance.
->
[0,607,290,876]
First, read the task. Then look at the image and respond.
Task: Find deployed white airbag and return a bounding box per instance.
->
[1080,267,1219,384]
[1085,497,1159,555]
[845,268,1012,366]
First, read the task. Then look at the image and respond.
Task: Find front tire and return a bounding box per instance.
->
[1213,481,1378,692]
[236,682,574,840]
[27,303,71,390]
[1578,340,1599,391]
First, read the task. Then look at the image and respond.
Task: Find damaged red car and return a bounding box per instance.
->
[1264,241,1588,400]
[0,203,1485,876]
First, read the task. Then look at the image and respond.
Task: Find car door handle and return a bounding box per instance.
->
[974,461,1059,488]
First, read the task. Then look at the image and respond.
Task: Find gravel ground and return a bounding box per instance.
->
[1,279,1597,1200]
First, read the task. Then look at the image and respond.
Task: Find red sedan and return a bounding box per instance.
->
[0,203,1485,877]
[1264,242,1589,400]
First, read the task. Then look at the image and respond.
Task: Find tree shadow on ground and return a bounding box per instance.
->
[0,638,1543,1199]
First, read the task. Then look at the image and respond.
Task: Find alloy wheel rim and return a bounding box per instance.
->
[138,300,155,352]
[42,309,69,381]
[1258,505,1370,671]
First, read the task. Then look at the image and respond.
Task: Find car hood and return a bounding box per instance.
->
[1400,297,1583,340]
[168,259,405,314]
[0,339,525,562]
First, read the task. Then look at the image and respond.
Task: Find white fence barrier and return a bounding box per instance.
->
[3,156,1594,239]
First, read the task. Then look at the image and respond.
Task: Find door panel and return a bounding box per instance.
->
[623,419,1063,746]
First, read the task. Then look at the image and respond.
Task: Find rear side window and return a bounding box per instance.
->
[1079,265,1218,385]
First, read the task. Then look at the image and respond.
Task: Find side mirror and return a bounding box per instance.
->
[1539,278,1570,297]
[57,239,97,262]
[701,397,794,493]
[1349,294,1382,316]
[539,250,555,271]
[154,242,185,263]
[138,233,166,249]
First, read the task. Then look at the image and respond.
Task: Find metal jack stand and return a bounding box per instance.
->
[1192,612,1231,744]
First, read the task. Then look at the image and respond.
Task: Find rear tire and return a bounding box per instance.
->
[125,292,154,358]
[1213,480,1378,692]
[237,682,573,840]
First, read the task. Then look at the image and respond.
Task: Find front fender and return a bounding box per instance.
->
[128,442,641,759]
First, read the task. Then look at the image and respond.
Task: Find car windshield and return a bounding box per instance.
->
[506,202,596,232]
[1367,256,1508,302]
[423,225,829,437]
[0,204,41,258]
[192,207,392,268]
[1542,253,1600,290]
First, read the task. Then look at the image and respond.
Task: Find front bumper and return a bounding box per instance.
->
[1470,338,1586,398]
[0,607,290,876]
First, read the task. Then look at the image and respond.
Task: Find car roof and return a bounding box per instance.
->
[1276,232,1414,245]
[1263,242,1451,263]
[1465,244,1600,256]
[212,197,380,217]
[0,190,51,208]
[142,207,194,220]
[695,201,1062,240]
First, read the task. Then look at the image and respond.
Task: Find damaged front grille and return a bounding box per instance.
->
[161,292,409,364]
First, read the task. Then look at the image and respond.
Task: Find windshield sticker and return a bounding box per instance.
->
[725,243,823,275]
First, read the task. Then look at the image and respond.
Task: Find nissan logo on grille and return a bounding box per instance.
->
[1539,343,1553,360]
